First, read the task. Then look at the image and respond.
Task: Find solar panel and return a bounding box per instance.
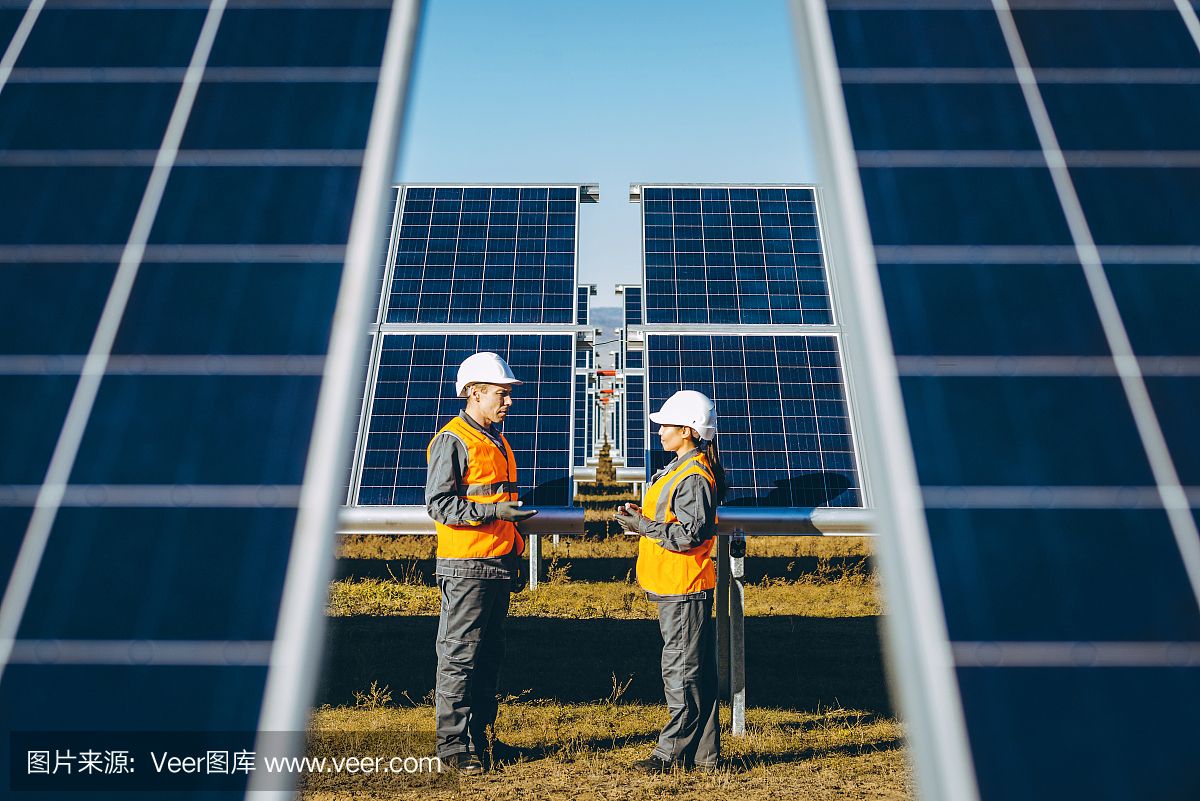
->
[623,373,646,469]
[641,186,832,325]
[796,1,1200,798]
[622,284,643,327]
[573,373,589,466]
[646,334,861,507]
[386,186,578,325]
[0,0,416,781]
[576,283,595,325]
[355,333,574,507]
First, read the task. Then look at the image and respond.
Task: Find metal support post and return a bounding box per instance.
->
[527,534,540,590]
[716,534,730,700]
[730,529,746,736]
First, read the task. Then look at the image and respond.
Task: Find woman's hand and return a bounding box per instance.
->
[612,503,645,534]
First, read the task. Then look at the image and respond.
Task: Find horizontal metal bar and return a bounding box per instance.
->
[715,507,875,535]
[840,67,1200,85]
[0,244,346,263]
[572,466,646,482]
[8,639,273,666]
[952,640,1200,668]
[858,149,1200,169]
[0,484,301,508]
[0,150,363,167]
[3,66,382,83]
[337,505,585,536]
[875,244,1200,265]
[0,354,326,376]
[896,355,1200,379]
[338,505,874,535]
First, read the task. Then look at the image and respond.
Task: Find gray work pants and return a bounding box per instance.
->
[434,575,510,758]
[653,595,720,767]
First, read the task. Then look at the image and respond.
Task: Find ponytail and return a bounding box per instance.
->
[704,436,727,506]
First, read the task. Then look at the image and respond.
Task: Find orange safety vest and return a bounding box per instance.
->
[636,451,717,596]
[427,415,523,559]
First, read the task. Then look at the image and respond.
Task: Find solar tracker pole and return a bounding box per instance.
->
[730,529,747,736]
[528,534,541,590]
[716,535,731,700]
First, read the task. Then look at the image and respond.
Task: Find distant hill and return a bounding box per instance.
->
[589,306,623,330]
[588,307,623,369]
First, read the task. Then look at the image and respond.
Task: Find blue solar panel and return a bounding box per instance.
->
[641,186,832,325]
[816,1,1200,798]
[386,186,578,325]
[646,335,861,507]
[623,285,643,327]
[0,0,407,773]
[577,285,591,325]
[357,334,574,507]
[624,373,645,469]
[573,373,588,466]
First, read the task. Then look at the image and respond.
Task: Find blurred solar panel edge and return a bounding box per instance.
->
[0,0,420,796]
[792,1,1200,799]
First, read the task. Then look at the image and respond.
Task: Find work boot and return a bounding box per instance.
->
[445,753,484,775]
[631,756,681,774]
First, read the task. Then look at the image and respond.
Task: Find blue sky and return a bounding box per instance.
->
[395,0,818,306]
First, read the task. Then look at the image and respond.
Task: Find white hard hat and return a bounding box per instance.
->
[456,352,522,398]
[649,390,717,441]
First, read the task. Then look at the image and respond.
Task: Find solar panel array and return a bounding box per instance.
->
[806,1,1200,798]
[0,0,405,776]
[646,335,861,507]
[351,185,585,509]
[637,186,861,507]
[642,187,832,325]
[386,186,577,324]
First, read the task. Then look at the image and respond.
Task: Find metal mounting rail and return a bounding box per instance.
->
[336,505,875,536]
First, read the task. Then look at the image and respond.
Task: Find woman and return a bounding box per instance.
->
[613,389,727,773]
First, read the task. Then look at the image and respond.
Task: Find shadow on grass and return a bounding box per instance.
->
[728,737,906,769]
[317,615,892,717]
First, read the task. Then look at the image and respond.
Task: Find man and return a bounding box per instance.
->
[426,351,537,775]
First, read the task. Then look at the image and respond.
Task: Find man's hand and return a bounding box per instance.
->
[495,500,538,523]
[613,503,644,534]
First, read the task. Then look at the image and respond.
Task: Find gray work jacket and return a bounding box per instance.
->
[425,411,519,580]
[640,447,717,603]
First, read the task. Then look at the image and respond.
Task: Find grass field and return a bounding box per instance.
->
[306,535,910,800]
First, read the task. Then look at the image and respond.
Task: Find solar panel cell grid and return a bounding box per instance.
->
[647,335,861,508]
[15,8,207,67]
[577,286,589,325]
[642,187,832,325]
[0,0,400,750]
[624,374,645,469]
[358,334,574,507]
[388,187,577,324]
[574,373,587,466]
[820,2,1200,798]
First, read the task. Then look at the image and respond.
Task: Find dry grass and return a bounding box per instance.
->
[327,556,880,620]
[301,702,910,801]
